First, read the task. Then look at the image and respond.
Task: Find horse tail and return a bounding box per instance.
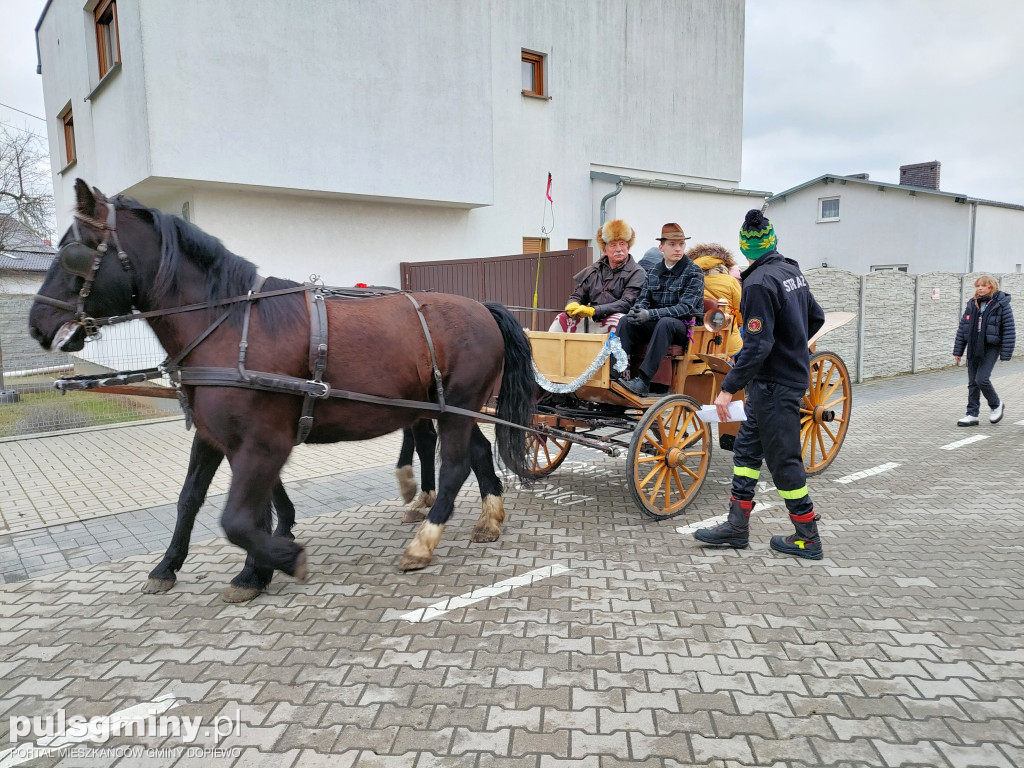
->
[484,301,535,481]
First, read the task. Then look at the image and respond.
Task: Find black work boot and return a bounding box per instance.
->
[694,497,753,548]
[770,511,823,560]
[622,374,650,396]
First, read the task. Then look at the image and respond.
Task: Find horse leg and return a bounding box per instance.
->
[224,480,295,603]
[468,425,505,543]
[396,427,418,503]
[223,496,277,603]
[143,434,223,594]
[403,420,438,523]
[271,482,296,541]
[400,417,472,571]
[220,442,307,591]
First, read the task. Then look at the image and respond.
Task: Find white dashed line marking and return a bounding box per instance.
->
[1015,419,1024,425]
[401,565,572,623]
[940,435,990,450]
[834,462,900,484]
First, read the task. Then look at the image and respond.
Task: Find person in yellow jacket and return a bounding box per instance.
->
[689,243,743,357]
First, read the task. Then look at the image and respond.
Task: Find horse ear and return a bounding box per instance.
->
[74,179,97,218]
[90,185,108,203]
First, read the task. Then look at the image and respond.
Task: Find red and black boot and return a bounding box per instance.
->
[694,497,753,548]
[769,510,823,560]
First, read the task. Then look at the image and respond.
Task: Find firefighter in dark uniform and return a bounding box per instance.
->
[694,209,827,559]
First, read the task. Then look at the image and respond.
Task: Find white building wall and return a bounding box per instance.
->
[38,0,152,225]
[137,0,494,207]
[767,182,972,274]
[595,181,765,259]
[972,204,1024,275]
[38,0,746,286]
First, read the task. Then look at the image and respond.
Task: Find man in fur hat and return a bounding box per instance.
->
[617,223,705,396]
[693,209,827,560]
[549,219,646,334]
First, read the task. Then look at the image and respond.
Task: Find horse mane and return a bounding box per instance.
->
[112,196,306,330]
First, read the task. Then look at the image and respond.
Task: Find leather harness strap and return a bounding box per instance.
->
[404,293,445,413]
[174,365,532,430]
[296,287,329,444]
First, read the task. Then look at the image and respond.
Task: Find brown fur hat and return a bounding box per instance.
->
[596,219,636,251]
[687,242,736,269]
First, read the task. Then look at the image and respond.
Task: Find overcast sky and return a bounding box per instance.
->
[2,1,1023,204]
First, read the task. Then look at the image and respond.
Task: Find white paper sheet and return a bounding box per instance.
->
[696,401,747,423]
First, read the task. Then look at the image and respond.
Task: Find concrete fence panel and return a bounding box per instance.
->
[804,268,859,366]
[915,272,962,372]
[861,270,916,379]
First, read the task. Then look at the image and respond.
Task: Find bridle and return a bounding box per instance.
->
[33,203,136,340]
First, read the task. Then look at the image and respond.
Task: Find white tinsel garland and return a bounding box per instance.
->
[533,334,629,394]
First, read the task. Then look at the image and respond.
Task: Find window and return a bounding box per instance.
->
[521,50,545,97]
[568,239,589,251]
[818,196,840,221]
[522,237,548,254]
[95,0,121,78]
[870,264,909,273]
[59,104,76,167]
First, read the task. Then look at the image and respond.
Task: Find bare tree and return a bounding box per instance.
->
[0,121,55,402]
[0,121,55,253]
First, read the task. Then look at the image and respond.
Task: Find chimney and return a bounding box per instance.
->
[899,161,941,190]
[846,173,869,180]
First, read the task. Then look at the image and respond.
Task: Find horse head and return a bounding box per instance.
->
[29,179,159,352]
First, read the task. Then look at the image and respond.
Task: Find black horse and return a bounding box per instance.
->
[146,421,438,602]
[30,181,534,585]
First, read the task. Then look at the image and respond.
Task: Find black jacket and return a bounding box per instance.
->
[953,291,1016,361]
[721,251,825,393]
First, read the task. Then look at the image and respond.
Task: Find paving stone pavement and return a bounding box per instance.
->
[1,361,1023,767]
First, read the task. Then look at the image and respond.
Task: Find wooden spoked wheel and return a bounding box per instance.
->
[801,351,852,475]
[627,395,711,519]
[525,428,573,477]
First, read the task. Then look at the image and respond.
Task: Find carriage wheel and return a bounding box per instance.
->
[802,351,852,476]
[526,428,573,477]
[627,394,711,519]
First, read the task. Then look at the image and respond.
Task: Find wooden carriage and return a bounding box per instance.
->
[525,302,853,518]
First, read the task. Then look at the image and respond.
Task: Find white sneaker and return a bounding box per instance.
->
[957,415,979,427]
[990,402,1004,424]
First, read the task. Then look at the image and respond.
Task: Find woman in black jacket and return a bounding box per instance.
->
[953,274,1016,425]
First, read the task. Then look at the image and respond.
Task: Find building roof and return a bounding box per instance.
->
[0,215,56,273]
[591,171,770,198]
[768,174,1024,212]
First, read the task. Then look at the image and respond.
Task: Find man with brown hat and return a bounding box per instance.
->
[618,223,705,396]
[549,218,646,334]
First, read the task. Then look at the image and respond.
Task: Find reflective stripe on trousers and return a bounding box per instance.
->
[731,380,813,516]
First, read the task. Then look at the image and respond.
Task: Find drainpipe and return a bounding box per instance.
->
[599,179,624,225]
[967,200,978,273]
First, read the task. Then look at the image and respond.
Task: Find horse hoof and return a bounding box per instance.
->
[399,554,432,571]
[221,585,263,603]
[141,578,176,594]
[470,524,501,543]
[396,466,417,504]
[292,550,309,582]
[403,508,427,524]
